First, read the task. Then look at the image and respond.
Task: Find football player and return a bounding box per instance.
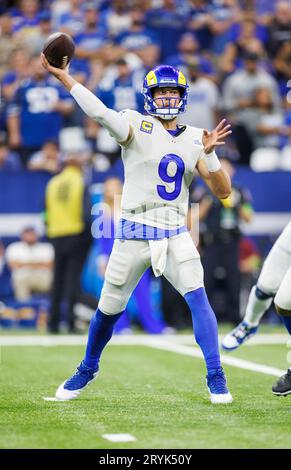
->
[222,221,291,395]
[272,264,291,397]
[41,53,233,404]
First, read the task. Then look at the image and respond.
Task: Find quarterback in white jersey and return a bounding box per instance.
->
[41,54,233,404]
[119,108,208,230]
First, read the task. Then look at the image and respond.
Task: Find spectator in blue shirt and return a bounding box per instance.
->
[99,0,131,38]
[229,16,268,47]
[115,7,161,68]
[7,55,74,166]
[166,31,216,80]
[187,0,213,51]
[220,18,268,77]
[72,3,109,79]
[253,0,277,19]
[208,0,240,55]
[145,0,187,61]
[23,10,54,55]
[12,0,40,36]
[1,48,30,104]
[96,58,144,113]
[57,0,85,36]
[1,48,30,138]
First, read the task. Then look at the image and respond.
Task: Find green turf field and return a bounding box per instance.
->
[1,331,291,449]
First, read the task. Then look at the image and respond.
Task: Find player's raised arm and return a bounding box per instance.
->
[196,119,232,199]
[40,53,133,146]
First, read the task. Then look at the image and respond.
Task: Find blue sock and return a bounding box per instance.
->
[282,316,291,335]
[184,287,221,374]
[83,308,123,370]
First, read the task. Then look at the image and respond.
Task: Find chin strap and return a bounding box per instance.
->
[157,113,179,121]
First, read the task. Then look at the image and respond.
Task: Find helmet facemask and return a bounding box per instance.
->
[149,86,185,120]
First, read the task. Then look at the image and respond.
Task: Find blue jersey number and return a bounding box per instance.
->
[157,154,185,201]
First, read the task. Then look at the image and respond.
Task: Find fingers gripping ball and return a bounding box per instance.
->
[43,32,75,69]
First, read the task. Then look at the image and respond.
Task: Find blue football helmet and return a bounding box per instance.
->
[142,65,189,120]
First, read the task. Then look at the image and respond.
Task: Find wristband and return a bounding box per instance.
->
[203,151,221,172]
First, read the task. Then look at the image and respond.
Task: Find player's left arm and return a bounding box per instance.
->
[197,159,231,199]
[196,119,232,199]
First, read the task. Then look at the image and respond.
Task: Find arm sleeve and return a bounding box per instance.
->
[70,83,130,143]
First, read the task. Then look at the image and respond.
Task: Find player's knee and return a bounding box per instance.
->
[255,285,274,301]
[98,252,132,315]
[257,266,283,296]
[275,303,291,317]
[183,280,204,297]
[99,290,128,316]
[274,287,291,317]
[179,263,204,296]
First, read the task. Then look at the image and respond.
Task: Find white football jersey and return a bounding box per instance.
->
[119,109,205,230]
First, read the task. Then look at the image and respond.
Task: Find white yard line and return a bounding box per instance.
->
[0,336,89,346]
[0,333,289,346]
[0,334,288,377]
[42,397,66,402]
[142,337,287,377]
[102,434,136,443]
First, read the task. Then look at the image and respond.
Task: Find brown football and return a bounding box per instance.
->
[43,32,75,69]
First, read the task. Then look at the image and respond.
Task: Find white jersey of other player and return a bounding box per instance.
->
[120,109,204,230]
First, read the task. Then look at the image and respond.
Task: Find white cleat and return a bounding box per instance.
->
[222,334,241,351]
[221,322,258,351]
[55,362,99,401]
[208,390,233,404]
[206,367,233,404]
[55,374,98,401]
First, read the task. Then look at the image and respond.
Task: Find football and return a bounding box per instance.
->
[43,32,75,69]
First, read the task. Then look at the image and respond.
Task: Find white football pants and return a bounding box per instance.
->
[257,221,291,310]
[98,232,204,315]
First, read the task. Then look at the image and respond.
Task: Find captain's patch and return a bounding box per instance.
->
[140,120,153,134]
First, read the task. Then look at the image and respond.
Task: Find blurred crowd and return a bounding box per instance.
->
[0,0,291,172]
[0,0,289,331]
